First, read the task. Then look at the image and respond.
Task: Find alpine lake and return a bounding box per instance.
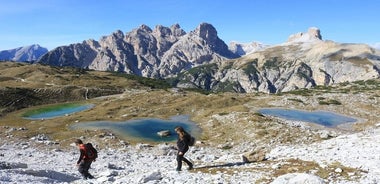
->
[22,103,201,142]
[22,103,357,142]
[258,108,357,127]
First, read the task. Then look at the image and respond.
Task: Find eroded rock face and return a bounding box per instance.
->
[287,27,322,43]
[38,23,238,78]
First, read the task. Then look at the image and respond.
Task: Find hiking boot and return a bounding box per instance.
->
[188,163,193,170]
[176,168,181,171]
[88,174,94,179]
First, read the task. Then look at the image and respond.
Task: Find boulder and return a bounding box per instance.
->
[157,130,171,137]
[242,148,266,163]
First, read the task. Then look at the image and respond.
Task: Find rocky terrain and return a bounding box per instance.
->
[0,62,380,183]
[1,124,379,184]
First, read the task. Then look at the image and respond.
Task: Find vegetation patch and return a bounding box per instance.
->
[318,99,342,105]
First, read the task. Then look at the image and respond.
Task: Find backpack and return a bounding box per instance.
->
[188,136,196,146]
[82,143,98,160]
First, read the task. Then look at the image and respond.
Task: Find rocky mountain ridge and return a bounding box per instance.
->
[0,44,48,62]
[37,23,239,78]
[174,28,380,93]
[36,24,380,93]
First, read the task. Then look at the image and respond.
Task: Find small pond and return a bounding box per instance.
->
[258,108,357,127]
[23,103,94,120]
[71,115,201,142]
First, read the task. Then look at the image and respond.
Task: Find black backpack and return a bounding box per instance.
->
[188,135,196,146]
[84,143,98,160]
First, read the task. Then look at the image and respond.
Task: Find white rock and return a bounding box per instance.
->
[271,173,325,184]
[335,168,343,173]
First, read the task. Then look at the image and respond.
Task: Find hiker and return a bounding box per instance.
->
[75,139,96,180]
[174,126,193,171]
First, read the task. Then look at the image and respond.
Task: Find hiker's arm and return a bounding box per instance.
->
[77,149,85,164]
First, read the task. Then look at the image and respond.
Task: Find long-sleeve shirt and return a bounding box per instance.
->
[77,145,86,164]
[177,134,191,153]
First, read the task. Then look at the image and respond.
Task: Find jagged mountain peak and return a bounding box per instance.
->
[194,22,218,41]
[112,30,125,38]
[287,27,323,43]
[149,24,186,37]
[137,24,153,33]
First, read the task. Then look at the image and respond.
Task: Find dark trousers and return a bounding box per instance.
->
[176,153,192,170]
[78,160,93,179]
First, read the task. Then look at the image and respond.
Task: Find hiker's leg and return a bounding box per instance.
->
[82,161,92,178]
[78,161,87,179]
[87,161,94,179]
[176,154,183,171]
[182,156,193,169]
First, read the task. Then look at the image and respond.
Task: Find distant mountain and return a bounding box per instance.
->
[174,27,380,93]
[229,41,269,56]
[37,23,239,78]
[372,43,380,50]
[0,44,48,62]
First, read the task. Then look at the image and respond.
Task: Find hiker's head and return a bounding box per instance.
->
[74,139,83,145]
[175,126,187,138]
[174,126,184,134]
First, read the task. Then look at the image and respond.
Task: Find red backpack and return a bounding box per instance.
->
[80,143,98,161]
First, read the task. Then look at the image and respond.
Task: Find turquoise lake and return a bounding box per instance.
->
[24,104,94,120]
[258,108,357,127]
[71,115,201,142]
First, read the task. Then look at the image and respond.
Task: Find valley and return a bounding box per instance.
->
[1,61,379,183]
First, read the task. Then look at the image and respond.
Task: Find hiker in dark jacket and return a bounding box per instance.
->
[174,126,193,171]
[75,139,95,180]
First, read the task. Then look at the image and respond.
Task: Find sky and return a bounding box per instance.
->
[0,0,379,50]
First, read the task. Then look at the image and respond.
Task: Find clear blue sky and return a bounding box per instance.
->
[1,0,379,50]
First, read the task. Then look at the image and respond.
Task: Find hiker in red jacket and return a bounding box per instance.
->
[75,139,95,180]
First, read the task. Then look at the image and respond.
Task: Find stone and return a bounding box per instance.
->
[242,148,266,163]
[271,173,325,184]
[157,130,171,137]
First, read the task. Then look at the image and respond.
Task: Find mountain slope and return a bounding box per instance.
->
[0,44,48,62]
[174,28,380,93]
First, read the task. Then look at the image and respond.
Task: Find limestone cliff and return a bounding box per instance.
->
[37,23,238,78]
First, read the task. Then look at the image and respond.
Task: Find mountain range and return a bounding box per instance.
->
[0,44,48,62]
[3,23,380,93]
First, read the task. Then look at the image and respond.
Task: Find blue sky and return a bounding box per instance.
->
[1,0,379,50]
